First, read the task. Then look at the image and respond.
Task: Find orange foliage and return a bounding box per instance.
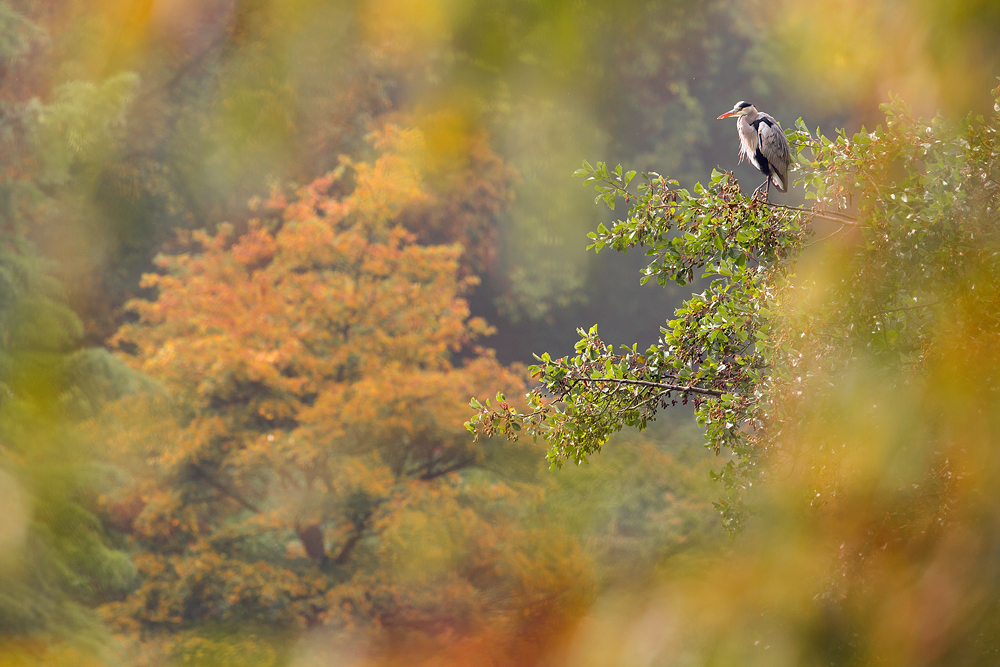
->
[97,127,590,664]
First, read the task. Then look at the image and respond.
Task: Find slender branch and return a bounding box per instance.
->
[332,510,375,566]
[805,223,847,247]
[566,375,725,397]
[419,458,474,481]
[878,300,940,314]
[804,211,861,226]
[644,194,860,228]
[763,201,860,225]
[189,463,261,514]
[620,392,663,413]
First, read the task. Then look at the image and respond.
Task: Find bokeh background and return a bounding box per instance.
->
[2,0,1000,665]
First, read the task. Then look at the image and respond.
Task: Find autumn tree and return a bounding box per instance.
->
[95,127,590,664]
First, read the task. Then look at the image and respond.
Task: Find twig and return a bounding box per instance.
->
[190,463,261,514]
[333,510,375,565]
[764,202,860,226]
[878,300,940,315]
[805,223,847,247]
[569,375,724,397]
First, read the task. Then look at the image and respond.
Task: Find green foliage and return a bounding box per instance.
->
[645,88,1000,665]
[0,1,44,63]
[470,163,806,530]
[0,7,142,645]
[0,239,139,642]
[30,72,141,185]
[472,85,1000,537]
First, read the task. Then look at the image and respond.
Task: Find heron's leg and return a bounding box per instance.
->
[752,178,769,198]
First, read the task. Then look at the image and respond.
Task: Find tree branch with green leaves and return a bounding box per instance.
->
[469,86,1000,533]
[468,164,807,514]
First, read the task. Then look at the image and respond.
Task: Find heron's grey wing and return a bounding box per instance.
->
[757,115,790,192]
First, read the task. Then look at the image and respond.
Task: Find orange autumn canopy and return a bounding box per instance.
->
[98,127,589,661]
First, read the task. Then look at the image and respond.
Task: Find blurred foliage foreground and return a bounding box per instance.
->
[472,85,1000,664]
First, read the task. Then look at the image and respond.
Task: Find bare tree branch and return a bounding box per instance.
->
[189,463,261,514]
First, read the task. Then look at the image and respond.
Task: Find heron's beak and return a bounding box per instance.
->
[717,110,738,119]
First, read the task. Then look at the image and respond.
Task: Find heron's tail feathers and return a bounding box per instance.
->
[771,171,788,193]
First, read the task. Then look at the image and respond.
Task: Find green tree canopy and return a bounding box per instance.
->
[0,3,140,657]
[472,83,1000,662]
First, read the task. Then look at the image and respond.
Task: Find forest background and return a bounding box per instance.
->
[2,0,1000,665]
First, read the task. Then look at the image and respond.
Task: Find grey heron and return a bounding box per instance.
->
[717,101,790,199]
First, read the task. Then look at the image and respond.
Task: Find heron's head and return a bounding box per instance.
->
[717,101,755,119]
